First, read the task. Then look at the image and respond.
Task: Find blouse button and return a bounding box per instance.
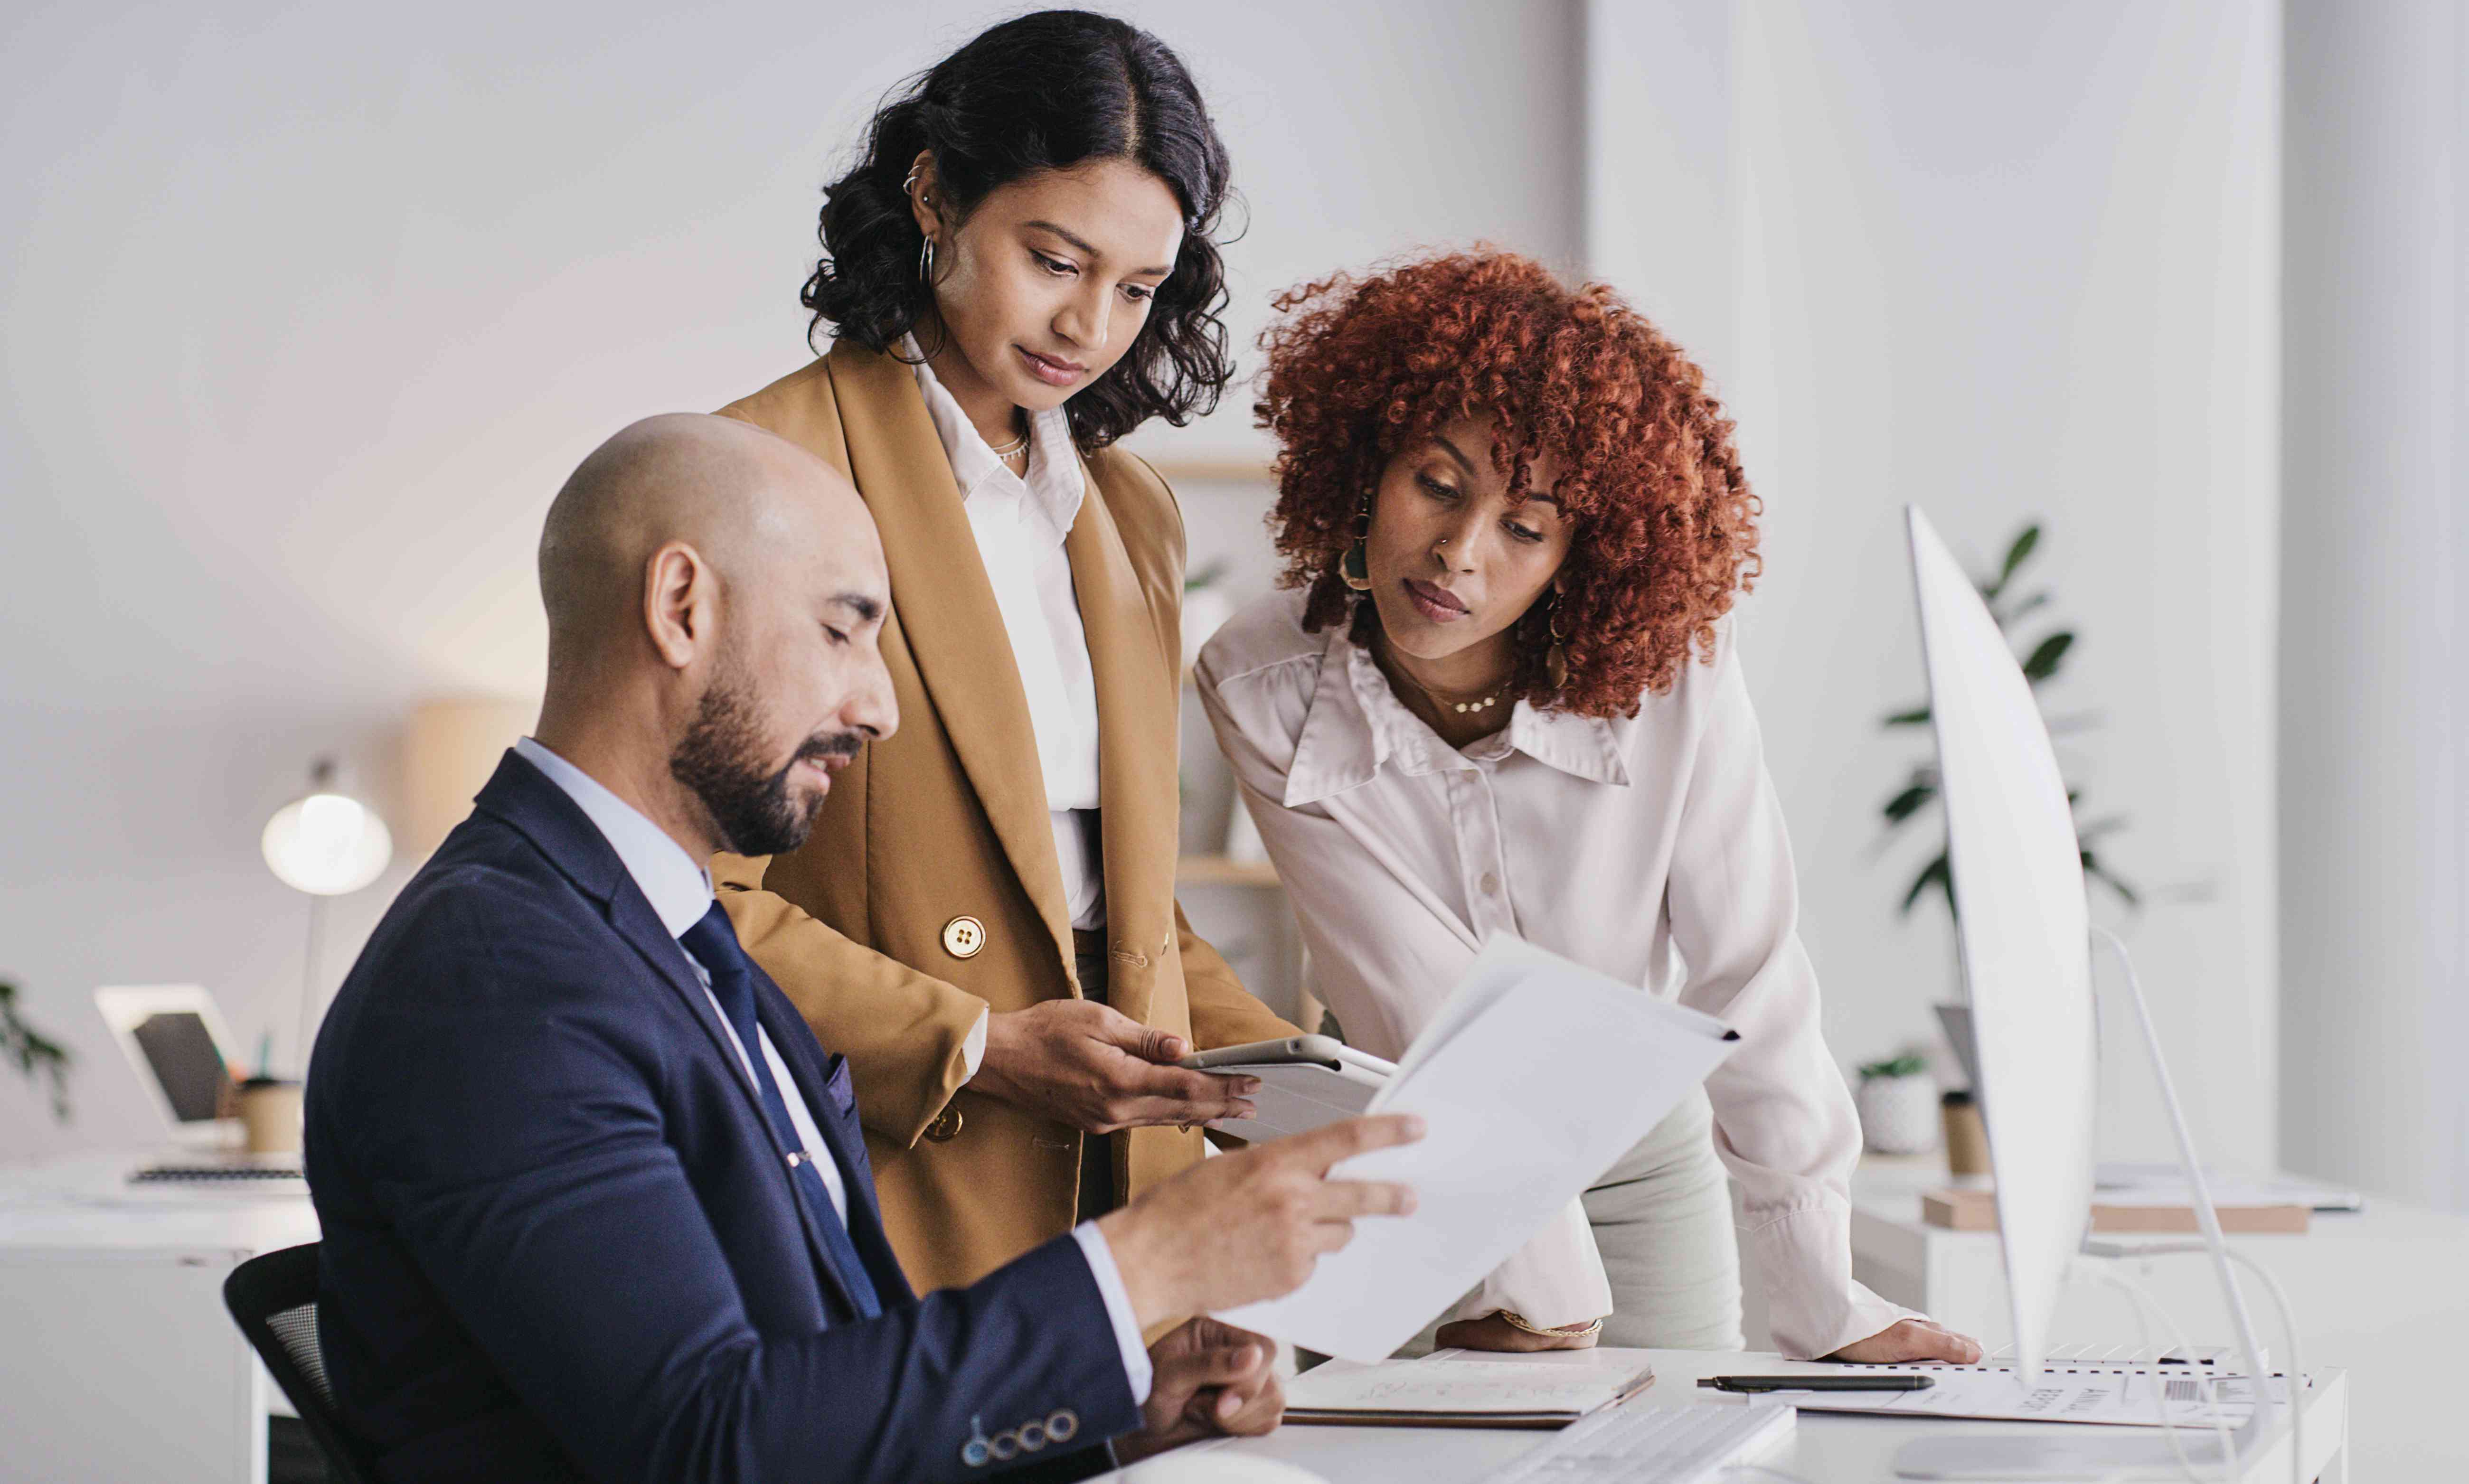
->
[1479,872,1501,896]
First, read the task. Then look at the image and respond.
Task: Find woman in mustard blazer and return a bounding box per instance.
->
[713,11,1296,1295]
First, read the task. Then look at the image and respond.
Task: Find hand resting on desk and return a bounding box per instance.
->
[1827,1316,1982,1364]
[1115,1318,1286,1464]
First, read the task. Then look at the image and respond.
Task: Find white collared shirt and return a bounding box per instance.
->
[904,336,1106,932]
[510,738,1152,1399]
[1194,591,1914,1361]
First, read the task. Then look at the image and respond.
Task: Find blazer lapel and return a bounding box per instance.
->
[826,345,1075,968]
[1065,461,1182,1026]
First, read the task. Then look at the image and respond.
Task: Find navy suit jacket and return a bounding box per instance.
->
[305,753,1140,1483]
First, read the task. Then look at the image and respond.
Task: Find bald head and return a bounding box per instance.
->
[539,413,873,676]
[530,413,896,860]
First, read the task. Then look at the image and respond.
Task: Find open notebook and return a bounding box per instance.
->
[1285,1350,1658,1429]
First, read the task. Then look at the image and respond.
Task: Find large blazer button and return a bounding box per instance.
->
[942,916,986,959]
[924,1104,965,1142]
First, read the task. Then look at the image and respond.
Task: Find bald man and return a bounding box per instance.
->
[304,415,1420,1484]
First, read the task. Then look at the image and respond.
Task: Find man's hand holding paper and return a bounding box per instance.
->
[1216,935,1739,1362]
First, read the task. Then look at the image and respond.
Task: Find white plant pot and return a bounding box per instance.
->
[1856,1072,1942,1155]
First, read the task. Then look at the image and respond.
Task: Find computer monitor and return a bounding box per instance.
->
[94,985,243,1148]
[1904,507,2097,1384]
[1895,507,2276,1479]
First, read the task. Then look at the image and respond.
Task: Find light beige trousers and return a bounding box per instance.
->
[1398,1089,1743,1355]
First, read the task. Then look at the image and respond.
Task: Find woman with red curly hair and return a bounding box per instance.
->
[1196,252,1979,1365]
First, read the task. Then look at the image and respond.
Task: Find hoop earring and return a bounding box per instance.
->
[1340,495,1374,592]
[1544,590,1570,690]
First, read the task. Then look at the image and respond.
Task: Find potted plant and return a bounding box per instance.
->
[1,978,73,1121]
[1854,1053,1940,1155]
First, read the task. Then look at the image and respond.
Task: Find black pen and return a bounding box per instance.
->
[1699,1374,1938,1394]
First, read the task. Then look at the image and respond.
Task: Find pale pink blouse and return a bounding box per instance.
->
[1196,589,1913,1359]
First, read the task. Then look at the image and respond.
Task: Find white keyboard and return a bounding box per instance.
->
[1483,1399,1795,1484]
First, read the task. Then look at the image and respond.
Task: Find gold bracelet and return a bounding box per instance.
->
[1495,1309,1604,1339]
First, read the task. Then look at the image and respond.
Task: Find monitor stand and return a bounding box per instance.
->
[1894,929,2284,1480]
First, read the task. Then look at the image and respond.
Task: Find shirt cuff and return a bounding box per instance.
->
[1070,1221,1153,1406]
[959,1007,989,1081]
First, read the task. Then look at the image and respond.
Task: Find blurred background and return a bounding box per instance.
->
[0,0,2459,1234]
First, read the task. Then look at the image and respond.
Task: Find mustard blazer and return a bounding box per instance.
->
[712,342,1299,1293]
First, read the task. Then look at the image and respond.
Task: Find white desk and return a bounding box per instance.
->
[0,1149,317,1484]
[1847,1155,2465,1480]
[1197,1349,2350,1484]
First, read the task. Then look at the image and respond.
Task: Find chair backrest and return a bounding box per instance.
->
[223,1242,382,1484]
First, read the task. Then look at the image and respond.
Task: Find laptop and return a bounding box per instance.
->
[94,985,306,1187]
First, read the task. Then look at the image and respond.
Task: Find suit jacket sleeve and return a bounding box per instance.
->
[338,884,1137,1484]
[714,851,988,1147]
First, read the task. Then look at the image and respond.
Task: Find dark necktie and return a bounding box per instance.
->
[681,902,882,1319]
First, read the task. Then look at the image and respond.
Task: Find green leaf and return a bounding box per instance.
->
[2083,853,2142,908]
[2021,630,2075,683]
[1997,524,2042,585]
[1883,782,1936,824]
[1860,1053,1931,1080]
[1883,705,1932,727]
[1900,853,1952,915]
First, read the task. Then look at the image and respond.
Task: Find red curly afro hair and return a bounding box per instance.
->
[1254,249,1760,717]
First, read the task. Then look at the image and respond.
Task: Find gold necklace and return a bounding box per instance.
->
[1402,664,1510,718]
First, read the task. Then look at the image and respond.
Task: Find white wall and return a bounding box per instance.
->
[1587,0,2284,1169]
[2279,0,2467,1214]
[0,0,1582,1159]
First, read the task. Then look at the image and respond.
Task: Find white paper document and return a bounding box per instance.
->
[1790,1368,2304,1428]
[1215,935,1737,1362]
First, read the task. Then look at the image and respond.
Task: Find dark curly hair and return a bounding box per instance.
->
[801,9,1234,450]
[1255,250,1761,718]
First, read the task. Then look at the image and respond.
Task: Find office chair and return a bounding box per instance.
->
[223,1241,381,1484]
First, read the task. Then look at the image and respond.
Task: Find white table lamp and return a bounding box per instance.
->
[263,759,392,1075]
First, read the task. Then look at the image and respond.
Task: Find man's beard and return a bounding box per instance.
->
[668,659,860,858]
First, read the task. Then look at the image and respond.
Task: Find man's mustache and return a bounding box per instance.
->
[792,732,866,767]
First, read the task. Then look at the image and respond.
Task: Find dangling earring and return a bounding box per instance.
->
[918,234,936,287]
[1544,588,1570,690]
[1339,494,1374,591]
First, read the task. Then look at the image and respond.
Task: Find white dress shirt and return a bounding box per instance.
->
[905,336,1106,932]
[1195,592,1915,1361]
[511,738,1151,1400]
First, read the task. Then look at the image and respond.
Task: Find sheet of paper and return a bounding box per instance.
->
[1287,1351,1653,1415]
[1790,1369,2301,1428]
[1216,935,1735,1362]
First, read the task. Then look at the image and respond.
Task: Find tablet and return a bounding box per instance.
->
[1180,1035,1397,1141]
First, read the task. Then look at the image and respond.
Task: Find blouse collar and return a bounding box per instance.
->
[1282,614,1632,807]
[899,334,1084,548]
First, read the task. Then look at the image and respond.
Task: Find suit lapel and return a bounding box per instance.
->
[478,753,863,1313]
[603,892,868,1316]
[1065,460,1181,1025]
[752,984,913,1303]
[826,345,1074,969]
